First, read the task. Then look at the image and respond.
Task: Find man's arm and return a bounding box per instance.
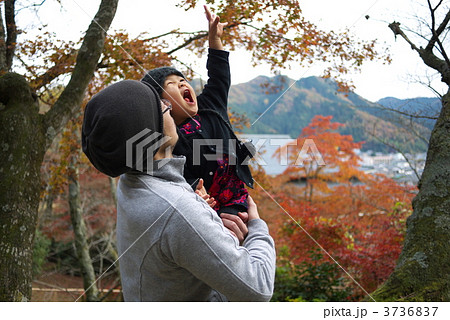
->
[162,196,276,301]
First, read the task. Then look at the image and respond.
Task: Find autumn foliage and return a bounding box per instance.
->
[36,107,415,300]
[12,0,400,301]
[251,115,414,300]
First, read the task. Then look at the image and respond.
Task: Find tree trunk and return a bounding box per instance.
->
[372,90,450,301]
[0,73,46,301]
[0,0,118,301]
[68,160,99,302]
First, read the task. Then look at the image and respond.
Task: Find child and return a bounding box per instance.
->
[141,6,254,216]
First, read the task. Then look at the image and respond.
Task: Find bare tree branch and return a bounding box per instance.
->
[404,117,430,146]
[165,22,243,55]
[412,74,444,98]
[367,125,421,181]
[375,103,438,120]
[5,0,17,71]
[363,101,432,145]
[30,50,76,91]
[16,54,58,105]
[166,31,209,55]
[389,9,450,86]
[425,1,450,51]
[98,276,121,302]
[16,0,48,13]
[425,1,450,67]
[388,22,420,51]
[142,29,182,42]
[0,6,7,72]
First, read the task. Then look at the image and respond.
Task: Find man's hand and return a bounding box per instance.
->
[204,5,227,51]
[221,212,249,245]
[221,195,260,244]
[195,178,216,208]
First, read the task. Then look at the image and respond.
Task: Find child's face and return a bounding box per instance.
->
[161,75,198,125]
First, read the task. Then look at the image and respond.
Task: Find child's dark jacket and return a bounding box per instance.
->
[173,49,254,191]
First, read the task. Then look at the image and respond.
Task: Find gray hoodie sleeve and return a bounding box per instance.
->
[160,196,276,302]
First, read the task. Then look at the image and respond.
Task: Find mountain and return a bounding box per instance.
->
[227,75,432,153]
[376,97,440,131]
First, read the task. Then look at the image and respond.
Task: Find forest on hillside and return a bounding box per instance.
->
[227,75,437,153]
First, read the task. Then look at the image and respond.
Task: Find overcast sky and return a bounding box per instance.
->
[14,0,448,102]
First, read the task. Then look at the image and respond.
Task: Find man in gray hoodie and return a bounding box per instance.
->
[82,79,276,301]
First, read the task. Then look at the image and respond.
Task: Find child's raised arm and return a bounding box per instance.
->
[204,5,228,51]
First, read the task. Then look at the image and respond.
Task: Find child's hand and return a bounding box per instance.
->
[247,196,260,221]
[204,5,228,50]
[195,178,217,208]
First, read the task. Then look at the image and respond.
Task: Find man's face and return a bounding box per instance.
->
[161,75,198,125]
[161,100,179,149]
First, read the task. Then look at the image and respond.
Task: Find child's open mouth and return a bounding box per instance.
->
[183,89,194,104]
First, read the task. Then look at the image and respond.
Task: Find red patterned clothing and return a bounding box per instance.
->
[179,116,249,215]
[209,154,249,214]
[179,115,201,135]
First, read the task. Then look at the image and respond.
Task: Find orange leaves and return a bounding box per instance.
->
[18,1,389,106]
[229,110,250,132]
[18,31,78,92]
[178,0,389,83]
[274,115,364,203]
[252,114,415,298]
[18,29,175,103]
[93,31,172,90]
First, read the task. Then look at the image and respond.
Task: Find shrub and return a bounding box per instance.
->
[271,249,354,301]
[32,230,51,277]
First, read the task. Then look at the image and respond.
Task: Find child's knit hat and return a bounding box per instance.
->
[141,67,186,96]
[82,80,164,177]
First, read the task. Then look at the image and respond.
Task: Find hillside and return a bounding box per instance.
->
[227,75,431,153]
[376,96,440,131]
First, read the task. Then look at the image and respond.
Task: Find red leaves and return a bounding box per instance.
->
[274,115,364,202]
[253,115,415,299]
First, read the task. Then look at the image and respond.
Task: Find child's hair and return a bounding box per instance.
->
[142,67,186,97]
